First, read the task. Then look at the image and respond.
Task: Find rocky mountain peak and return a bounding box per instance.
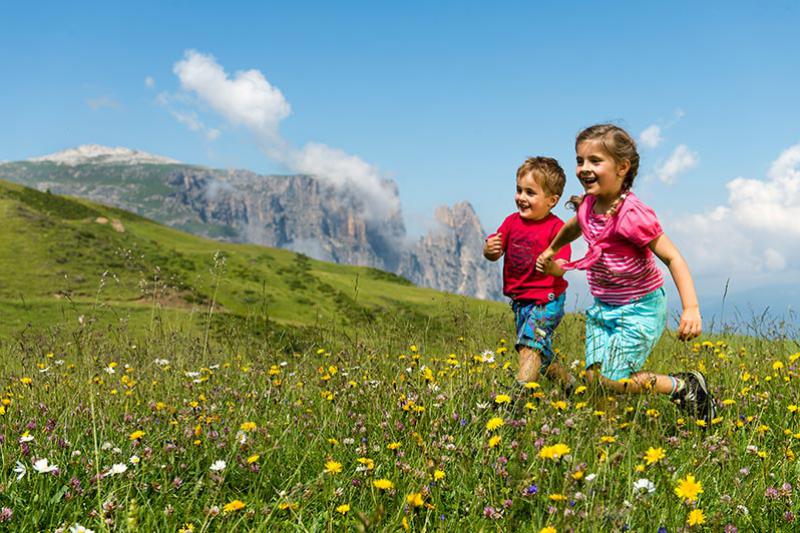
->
[29,145,180,166]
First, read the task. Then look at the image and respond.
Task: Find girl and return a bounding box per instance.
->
[536,124,715,423]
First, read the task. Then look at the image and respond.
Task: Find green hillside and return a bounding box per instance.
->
[0,179,508,343]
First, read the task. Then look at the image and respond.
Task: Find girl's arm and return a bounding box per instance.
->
[649,233,701,340]
[535,216,581,272]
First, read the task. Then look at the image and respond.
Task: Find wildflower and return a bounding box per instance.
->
[277,501,299,512]
[406,492,425,507]
[222,500,245,513]
[675,474,703,503]
[13,461,26,480]
[239,422,257,432]
[494,394,511,405]
[129,455,140,465]
[644,447,665,465]
[106,463,128,476]
[574,385,587,395]
[387,442,401,450]
[209,460,226,472]
[19,432,34,443]
[687,509,705,526]
[247,454,259,464]
[129,430,145,441]
[548,493,566,501]
[19,377,32,385]
[32,458,58,474]
[373,479,395,490]
[486,417,504,431]
[633,478,656,494]
[525,381,541,389]
[336,504,350,514]
[324,460,343,474]
[488,435,502,448]
[433,469,445,481]
[540,527,557,533]
[69,525,95,533]
[0,508,12,522]
[538,443,571,460]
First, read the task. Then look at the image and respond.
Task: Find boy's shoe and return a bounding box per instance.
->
[670,371,716,425]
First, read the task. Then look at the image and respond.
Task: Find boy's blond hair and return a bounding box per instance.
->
[516,156,566,198]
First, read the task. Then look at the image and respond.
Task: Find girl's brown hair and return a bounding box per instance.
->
[568,124,640,211]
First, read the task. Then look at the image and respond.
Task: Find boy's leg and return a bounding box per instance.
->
[517,346,542,384]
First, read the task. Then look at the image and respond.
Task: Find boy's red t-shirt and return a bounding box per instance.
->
[488,213,570,304]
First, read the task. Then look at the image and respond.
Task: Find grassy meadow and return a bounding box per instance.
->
[1,180,799,531]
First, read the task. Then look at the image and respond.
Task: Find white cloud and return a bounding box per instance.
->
[173,49,290,142]
[655,144,698,184]
[145,76,155,88]
[86,96,119,111]
[639,125,663,149]
[168,49,399,219]
[170,109,220,141]
[670,142,800,291]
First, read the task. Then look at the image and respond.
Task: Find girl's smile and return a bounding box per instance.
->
[575,140,629,210]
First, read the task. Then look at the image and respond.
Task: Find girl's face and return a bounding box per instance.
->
[515,172,558,221]
[575,140,629,202]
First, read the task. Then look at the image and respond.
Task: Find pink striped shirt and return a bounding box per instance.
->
[580,194,664,305]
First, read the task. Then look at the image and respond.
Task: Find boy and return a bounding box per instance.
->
[484,156,575,391]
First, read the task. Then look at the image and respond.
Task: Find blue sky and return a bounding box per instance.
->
[2,1,799,322]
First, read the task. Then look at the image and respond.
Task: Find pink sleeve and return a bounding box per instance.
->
[618,200,663,247]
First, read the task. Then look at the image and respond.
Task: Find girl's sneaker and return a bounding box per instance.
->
[670,371,716,425]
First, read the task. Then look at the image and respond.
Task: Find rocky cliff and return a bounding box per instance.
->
[0,146,503,300]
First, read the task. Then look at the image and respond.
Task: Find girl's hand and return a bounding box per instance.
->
[536,248,556,273]
[678,305,702,340]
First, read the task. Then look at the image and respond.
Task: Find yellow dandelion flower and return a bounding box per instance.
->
[433,469,445,481]
[674,474,703,503]
[324,460,343,474]
[540,527,557,533]
[336,504,350,514]
[687,508,705,526]
[488,435,502,448]
[406,492,424,507]
[551,400,567,411]
[524,381,541,389]
[239,422,257,432]
[129,430,145,441]
[548,493,566,501]
[373,478,395,490]
[247,454,260,464]
[222,500,246,513]
[574,385,587,395]
[538,443,571,460]
[644,447,665,465]
[387,442,401,450]
[278,502,298,511]
[494,394,511,405]
[486,417,505,431]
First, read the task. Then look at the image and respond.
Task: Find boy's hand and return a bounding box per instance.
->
[677,305,701,340]
[535,248,556,273]
[484,233,503,260]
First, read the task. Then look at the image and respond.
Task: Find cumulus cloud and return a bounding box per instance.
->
[145,76,155,88]
[655,144,698,184]
[639,125,663,149]
[670,142,800,291]
[168,49,399,219]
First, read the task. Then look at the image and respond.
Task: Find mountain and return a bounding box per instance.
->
[0,146,503,300]
[0,178,506,337]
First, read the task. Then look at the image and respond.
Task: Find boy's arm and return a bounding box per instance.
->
[535,216,580,272]
[483,232,504,261]
[649,233,701,340]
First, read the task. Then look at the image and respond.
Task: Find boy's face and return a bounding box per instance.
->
[515,172,559,221]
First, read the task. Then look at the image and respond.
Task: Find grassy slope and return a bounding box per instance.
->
[0,179,509,339]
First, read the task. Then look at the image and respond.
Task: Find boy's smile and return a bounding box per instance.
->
[516,172,558,221]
